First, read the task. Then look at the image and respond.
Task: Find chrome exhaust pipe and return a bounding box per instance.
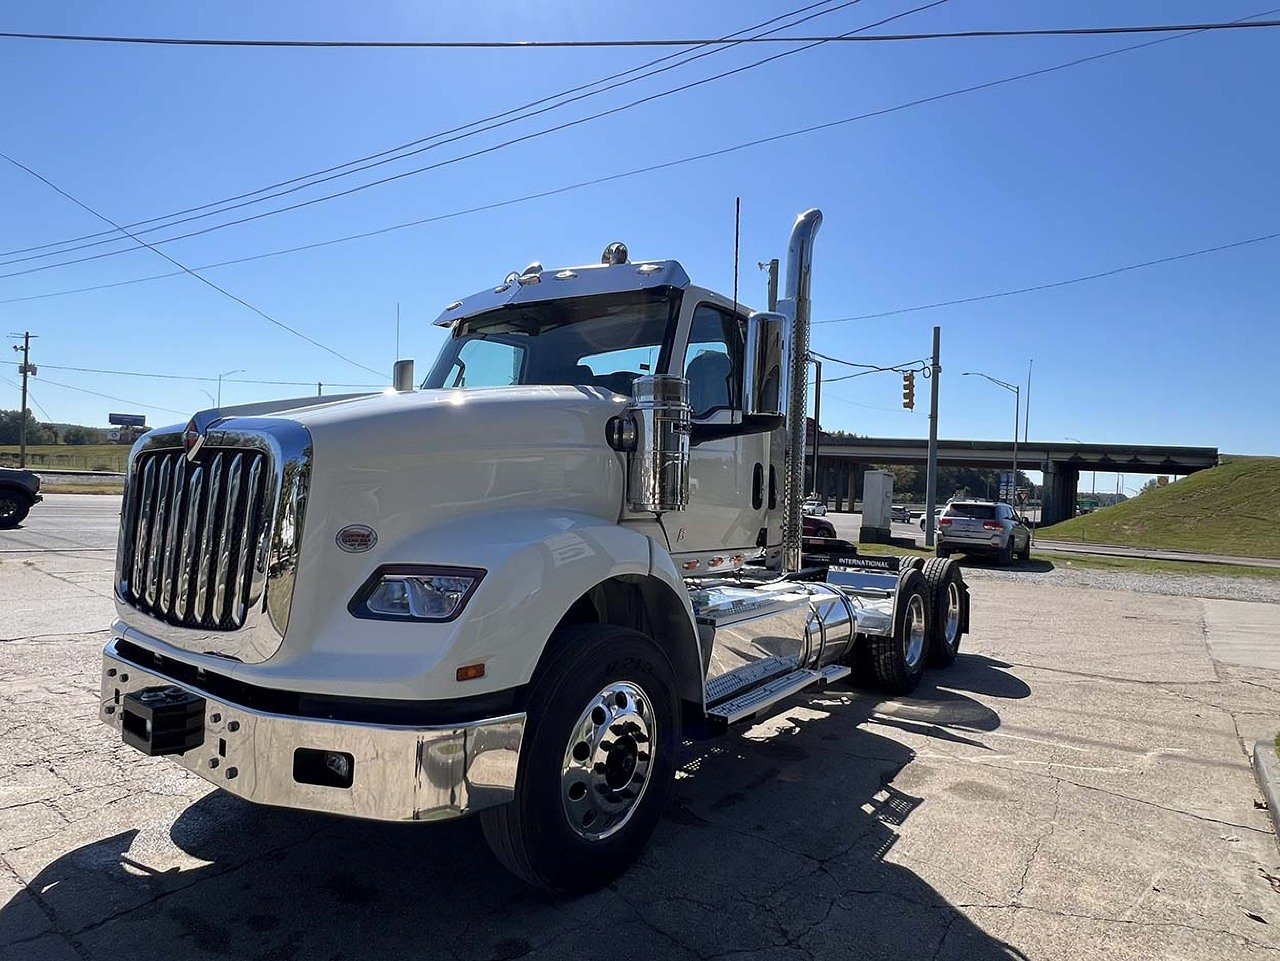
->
[778,209,823,573]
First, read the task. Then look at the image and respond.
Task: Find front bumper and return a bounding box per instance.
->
[99,638,525,822]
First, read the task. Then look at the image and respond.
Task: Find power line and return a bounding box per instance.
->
[814,230,1280,325]
[5,6,1260,307]
[0,151,386,377]
[0,0,860,262]
[1,376,53,420]
[0,1,947,279]
[34,375,188,416]
[3,20,1277,47]
[0,358,379,388]
[813,353,927,383]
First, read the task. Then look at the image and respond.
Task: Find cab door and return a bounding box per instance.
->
[671,300,768,566]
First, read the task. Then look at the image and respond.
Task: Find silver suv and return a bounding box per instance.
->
[936,500,1030,565]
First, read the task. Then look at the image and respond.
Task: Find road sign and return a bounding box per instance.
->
[108,413,146,428]
[998,471,1014,500]
[106,430,121,442]
[1157,475,1169,487]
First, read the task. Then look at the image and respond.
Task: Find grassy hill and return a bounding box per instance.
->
[0,444,129,473]
[1038,456,1280,558]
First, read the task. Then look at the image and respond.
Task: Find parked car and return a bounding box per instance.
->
[890,505,912,523]
[936,500,1031,565]
[803,514,836,539]
[0,467,42,528]
[802,498,827,516]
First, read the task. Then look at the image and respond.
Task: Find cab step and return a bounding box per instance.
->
[705,663,850,732]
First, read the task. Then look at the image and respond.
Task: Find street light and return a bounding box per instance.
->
[216,369,245,407]
[1066,436,1096,496]
[964,371,1020,506]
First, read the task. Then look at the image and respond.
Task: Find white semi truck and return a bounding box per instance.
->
[100,209,970,892]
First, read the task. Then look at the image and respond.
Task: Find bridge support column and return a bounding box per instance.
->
[1041,460,1079,526]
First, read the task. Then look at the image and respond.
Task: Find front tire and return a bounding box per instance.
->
[0,491,31,529]
[866,569,932,695]
[480,624,679,893]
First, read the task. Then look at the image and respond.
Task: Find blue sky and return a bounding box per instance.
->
[1,1,1276,489]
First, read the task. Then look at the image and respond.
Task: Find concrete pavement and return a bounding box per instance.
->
[4,513,1280,958]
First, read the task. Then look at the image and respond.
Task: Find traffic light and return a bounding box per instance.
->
[902,371,916,410]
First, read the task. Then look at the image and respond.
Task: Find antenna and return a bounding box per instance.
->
[395,302,401,361]
[732,196,741,318]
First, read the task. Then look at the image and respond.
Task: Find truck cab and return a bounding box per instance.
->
[99,210,970,892]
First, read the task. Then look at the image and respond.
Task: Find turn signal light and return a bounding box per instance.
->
[456,663,486,682]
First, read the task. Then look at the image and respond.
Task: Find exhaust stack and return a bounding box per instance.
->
[778,209,823,573]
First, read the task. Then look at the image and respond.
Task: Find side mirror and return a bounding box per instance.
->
[743,311,786,419]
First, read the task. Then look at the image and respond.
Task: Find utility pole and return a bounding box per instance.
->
[317,382,323,397]
[924,326,941,547]
[811,359,823,497]
[9,331,36,468]
[759,259,779,311]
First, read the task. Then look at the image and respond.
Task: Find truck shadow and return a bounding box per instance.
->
[1,654,1029,960]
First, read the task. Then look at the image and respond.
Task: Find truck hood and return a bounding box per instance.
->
[284,383,630,459]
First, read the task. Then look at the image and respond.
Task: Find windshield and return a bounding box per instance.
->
[424,289,681,394]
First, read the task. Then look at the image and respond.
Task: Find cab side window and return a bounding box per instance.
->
[685,305,744,418]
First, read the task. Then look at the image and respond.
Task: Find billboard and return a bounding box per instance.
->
[108,413,146,428]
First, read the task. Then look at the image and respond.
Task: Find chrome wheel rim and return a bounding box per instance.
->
[903,594,926,669]
[944,581,961,649]
[0,496,18,521]
[560,680,655,842]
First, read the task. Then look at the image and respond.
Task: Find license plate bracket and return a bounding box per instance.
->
[121,685,206,756]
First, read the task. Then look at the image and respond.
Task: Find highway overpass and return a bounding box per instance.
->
[803,437,1219,525]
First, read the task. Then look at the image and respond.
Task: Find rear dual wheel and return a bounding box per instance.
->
[866,569,932,695]
[922,557,965,667]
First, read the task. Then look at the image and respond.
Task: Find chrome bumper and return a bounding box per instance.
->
[99,638,525,822]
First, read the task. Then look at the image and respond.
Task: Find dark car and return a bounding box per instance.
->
[803,514,836,539]
[0,467,42,528]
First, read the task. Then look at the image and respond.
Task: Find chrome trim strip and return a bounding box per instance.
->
[115,417,313,663]
[100,640,523,822]
[176,465,203,619]
[159,455,186,615]
[232,456,264,626]
[213,452,244,621]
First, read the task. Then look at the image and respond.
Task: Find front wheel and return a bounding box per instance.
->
[0,492,30,529]
[480,624,679,893]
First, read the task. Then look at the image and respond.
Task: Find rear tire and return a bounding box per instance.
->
[867,569,931,695]
[996,539,1014,566]
[1017,536,1031,562]
[922,558,965,667]
[480,624,679,894]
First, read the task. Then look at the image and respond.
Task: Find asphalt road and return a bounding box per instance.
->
[1,493,121,555]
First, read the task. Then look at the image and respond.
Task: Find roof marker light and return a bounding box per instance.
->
[636,264,661,275]
[554,270,578,280]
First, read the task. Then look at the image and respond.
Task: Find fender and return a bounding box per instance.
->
[211,508,698,702]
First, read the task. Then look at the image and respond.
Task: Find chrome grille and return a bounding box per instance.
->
[120,447,269,630]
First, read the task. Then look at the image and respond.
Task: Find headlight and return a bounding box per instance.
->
[349,565,485,623]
